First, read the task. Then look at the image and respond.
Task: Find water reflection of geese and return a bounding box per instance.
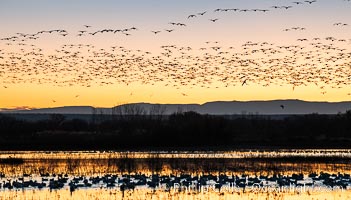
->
[0,171,349,193]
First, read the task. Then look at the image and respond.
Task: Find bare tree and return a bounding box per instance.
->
[123,104,145,115]
[112,104,147,120]
[91,107,97,124]
[149,104,167,120]
[112,102,127,121]
[176,106,184,114]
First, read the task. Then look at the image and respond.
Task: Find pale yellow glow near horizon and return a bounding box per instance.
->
[1,82,350,109]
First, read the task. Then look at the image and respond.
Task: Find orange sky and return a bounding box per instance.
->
[0,0,350,108]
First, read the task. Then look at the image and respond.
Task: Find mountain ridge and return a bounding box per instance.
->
[1,100,351,115]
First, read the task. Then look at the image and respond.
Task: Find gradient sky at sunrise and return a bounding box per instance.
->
[0,0,350,109]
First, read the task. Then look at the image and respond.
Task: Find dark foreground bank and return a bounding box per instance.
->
[0,110,350,150]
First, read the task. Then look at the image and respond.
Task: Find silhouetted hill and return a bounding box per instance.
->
[1,100,351,115]
[198,100,351,114]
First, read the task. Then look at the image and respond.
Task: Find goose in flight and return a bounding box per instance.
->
[209,19,219,22]
[90,31,99,36]
[242,79,248,86]
[188,14,196,19]
[297,38,308,41]
[197,11,207,16]
[151,31,161,34]
[305,0,317,4]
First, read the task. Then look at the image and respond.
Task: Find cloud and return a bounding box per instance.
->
[0,106,37,112]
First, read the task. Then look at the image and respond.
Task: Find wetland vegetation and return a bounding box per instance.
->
[0,110,350,150]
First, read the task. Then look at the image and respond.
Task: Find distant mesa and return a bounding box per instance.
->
[1,100,351,115]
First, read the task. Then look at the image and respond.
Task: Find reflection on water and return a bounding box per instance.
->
[1,188,351,200]
[1,150,351,176]
[0,150,351,199]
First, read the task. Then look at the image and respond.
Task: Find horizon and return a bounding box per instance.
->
[1,0,351,108]
[1,99,350,115]
[1,99,351,111]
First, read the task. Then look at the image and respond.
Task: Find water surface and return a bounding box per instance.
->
[0,149,350,199]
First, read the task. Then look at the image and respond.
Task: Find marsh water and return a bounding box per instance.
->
[1,149,351,199]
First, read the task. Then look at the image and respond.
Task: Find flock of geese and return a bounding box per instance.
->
[1,171,350,194]
[0,0,350,97]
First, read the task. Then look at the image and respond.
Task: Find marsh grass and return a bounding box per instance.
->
[1,156,351,177]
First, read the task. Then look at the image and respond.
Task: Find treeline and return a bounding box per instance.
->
[0,110,350,150]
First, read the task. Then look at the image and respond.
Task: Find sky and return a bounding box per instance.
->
[0,0,351,109]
